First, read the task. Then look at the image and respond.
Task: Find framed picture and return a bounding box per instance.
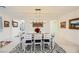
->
[4,21,10,27]
[12,20,18,27]
[60,21,66,28]
[69,18,79,30]
[0,17,3,31]
[32,22,43,27]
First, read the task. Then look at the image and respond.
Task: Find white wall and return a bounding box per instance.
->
[24,19,51,33]
[0,14,51,42]
[0,14,21,41]
[55,9,79,53]
[50,20,59,34]
[0,15,11,41]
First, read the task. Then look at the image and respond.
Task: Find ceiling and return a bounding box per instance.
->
[0,6,79,20]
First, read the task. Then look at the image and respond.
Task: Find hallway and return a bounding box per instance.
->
[0,6,79,53]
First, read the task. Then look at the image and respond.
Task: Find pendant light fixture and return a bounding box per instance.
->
[32,8,43,27]
[35,8,41,22]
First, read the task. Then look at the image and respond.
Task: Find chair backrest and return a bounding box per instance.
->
[22,33,33,44]
[24,33,33,40]
[33,33,43,39]
[43,33,51,39]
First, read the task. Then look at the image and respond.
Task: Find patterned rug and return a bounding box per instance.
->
[13,43,66,53]
[52,43,66,53]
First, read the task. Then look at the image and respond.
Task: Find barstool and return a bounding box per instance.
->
[42,33,52,53]
[33,33,43,53]
[22,33,33,53]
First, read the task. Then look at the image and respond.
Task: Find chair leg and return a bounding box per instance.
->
[31,45,33,53]
[34,44,35,52]
[43,44,51,53]
[41,44,42,52]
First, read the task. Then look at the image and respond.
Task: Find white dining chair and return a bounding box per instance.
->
[33,33,43,53]
[42,33,52,53]
[22,33,33,53]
